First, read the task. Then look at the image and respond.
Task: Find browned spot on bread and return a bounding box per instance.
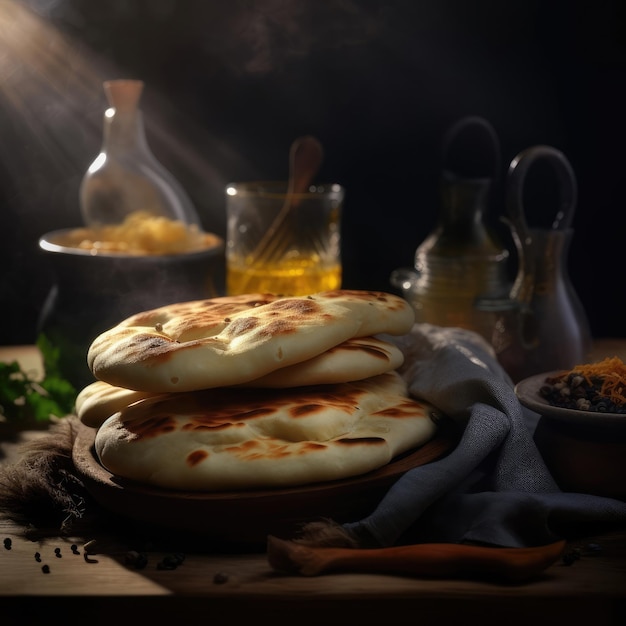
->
[225,316,260,337]
[290,403,326,417]
[223,439,329,463]
[182,418,242,432]
[269,298,321,314]
[125,415,177,440]
[187,449,208,467]
[225,439,263,460]
[372,399,429,419]
[125,333,175,359]
[261,319,298,338]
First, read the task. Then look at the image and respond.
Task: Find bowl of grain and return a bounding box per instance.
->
[515,357,626,501]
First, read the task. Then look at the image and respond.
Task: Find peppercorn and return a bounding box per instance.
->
[3,538,12,550]
[213,571,229,584]
[41,564,50,574]
[124,550,148,569]
[157,553,185,570]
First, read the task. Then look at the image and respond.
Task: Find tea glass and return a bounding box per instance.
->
[225,181,343,296]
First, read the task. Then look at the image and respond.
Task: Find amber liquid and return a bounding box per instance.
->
[227,255,341,296]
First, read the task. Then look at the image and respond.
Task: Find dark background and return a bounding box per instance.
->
[1,0,625,344]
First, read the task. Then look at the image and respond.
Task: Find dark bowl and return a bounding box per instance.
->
[515,372,626,500]
[38,228,225,390]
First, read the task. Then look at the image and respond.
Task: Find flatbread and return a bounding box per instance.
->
[77,335,404,427]
[75,381,154,428]
[94,371,439,491]
[238,335,404,388]
[87,290,415,393]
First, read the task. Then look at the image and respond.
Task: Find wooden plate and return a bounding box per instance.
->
[72,421,458,548]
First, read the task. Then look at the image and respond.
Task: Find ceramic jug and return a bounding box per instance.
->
[497,145,592,381]
[391,116,513,346]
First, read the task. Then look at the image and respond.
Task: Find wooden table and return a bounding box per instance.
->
[1,343,626,626]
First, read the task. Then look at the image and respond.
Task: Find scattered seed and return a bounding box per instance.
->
[213,571,229,584]
[71,544,80,555]
[34,552,41,562]
[3,538,12,550]
[41,564,50,574]
[155,552,186,570]
[125,551,148,570]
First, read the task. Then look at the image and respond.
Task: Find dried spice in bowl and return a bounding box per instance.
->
[539,357,626,414]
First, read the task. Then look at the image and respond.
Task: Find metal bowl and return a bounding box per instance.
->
[38,228,225,389]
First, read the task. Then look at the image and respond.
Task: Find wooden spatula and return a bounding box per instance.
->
[267,535,566,583]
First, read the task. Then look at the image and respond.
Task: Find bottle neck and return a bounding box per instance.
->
[427,173,505,256]
[438,174,491,230]
[101,107,150,155]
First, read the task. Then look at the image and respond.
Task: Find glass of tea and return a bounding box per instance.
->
[225,181,344,296]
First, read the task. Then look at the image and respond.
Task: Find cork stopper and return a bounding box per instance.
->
[103,80,144,113]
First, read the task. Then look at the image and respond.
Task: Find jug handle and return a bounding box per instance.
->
[506,145,577,234]
[505,145,578,304]
[441,115,501,179]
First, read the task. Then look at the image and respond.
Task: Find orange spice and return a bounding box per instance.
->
[558,356,626,406]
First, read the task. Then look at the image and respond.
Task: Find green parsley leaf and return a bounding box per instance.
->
[0,334,77,424]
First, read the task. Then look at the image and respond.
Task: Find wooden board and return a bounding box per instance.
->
[72,420,458,548]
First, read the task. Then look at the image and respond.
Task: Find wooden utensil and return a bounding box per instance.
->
[248,135,324,267]
[267,535,566,582]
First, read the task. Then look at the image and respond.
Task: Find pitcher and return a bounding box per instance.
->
[391,116,513,346]
[498,145,592,381]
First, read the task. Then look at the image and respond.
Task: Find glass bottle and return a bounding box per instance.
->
[80,79,200,227]
[391,116,512,344]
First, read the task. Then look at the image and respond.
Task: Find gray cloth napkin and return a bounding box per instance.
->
[343,324,626,548]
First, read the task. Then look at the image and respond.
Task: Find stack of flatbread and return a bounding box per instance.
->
[76,290,439,492]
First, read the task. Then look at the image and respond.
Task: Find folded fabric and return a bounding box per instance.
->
[342,324,626,548]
